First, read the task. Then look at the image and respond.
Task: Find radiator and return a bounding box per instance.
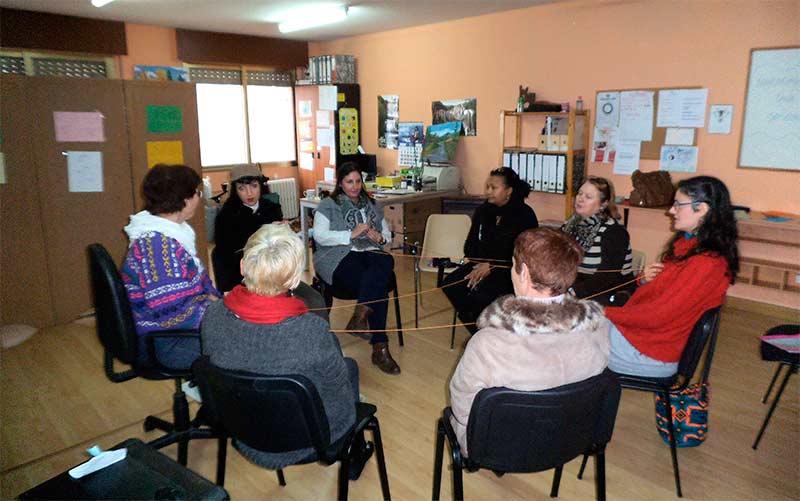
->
[267,178,299,219]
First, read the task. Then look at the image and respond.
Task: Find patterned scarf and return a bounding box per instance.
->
[336,193,379,251]
[562,213,604,253]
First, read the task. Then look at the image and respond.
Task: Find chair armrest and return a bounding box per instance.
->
[104,350,137,383]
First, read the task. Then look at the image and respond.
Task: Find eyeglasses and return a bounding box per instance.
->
[672,200,695,209]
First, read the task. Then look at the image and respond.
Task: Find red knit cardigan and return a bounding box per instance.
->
[605,236,730,363]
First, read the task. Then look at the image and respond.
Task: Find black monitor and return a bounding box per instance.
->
[353,153,377,177]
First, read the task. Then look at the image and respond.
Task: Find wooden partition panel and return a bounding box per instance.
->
[122,80,208,268]
[0,75,54,327]
[27,77,135,324]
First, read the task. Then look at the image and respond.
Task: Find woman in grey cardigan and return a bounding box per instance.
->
[313,162,400,375]
[202,223,371,473]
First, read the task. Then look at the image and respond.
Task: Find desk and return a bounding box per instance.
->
[300,190,461,271]
[20,438,228,500]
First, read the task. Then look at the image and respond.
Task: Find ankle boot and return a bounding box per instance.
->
[372,342,401,375]
[346,304,373,340]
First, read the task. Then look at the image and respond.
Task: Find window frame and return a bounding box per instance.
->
[0,49,117,78]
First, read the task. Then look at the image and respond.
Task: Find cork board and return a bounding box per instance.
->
[595,86,700,160]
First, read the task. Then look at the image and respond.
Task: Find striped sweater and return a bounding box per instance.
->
[568,218,633,305]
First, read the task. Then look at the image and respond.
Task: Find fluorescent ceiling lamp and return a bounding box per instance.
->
[278,5,348,33]
[91,0,115,7]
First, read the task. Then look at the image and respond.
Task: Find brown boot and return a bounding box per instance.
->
[346,304,372,340]
[372,342,401,375]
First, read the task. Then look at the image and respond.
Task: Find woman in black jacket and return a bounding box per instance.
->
[442,167,538,333]
[212,164,283,293]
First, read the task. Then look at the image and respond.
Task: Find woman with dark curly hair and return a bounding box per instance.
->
[605,176,739,377]
[121,164,221,369]
[442,167,539,333]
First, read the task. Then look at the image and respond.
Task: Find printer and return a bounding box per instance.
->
[421,164,461,191]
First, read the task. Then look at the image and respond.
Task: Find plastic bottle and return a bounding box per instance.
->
[517,95,524,113]
[576,96,584,111]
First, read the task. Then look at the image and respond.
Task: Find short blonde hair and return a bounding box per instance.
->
[241,223,303,296]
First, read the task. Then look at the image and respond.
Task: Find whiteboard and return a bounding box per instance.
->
[738,47,800,171]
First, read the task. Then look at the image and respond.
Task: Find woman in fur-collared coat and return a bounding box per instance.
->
[448,228,610,456]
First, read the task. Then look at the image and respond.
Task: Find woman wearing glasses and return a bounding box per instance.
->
[121,164,221,369]
[562,176,634,306]
[605,176,739,377]
[442,167,539,334]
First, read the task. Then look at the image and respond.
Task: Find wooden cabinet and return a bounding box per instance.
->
[499,109,590,219]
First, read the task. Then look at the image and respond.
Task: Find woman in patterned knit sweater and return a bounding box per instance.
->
[605,176,739,377]
[121,164,221,370]
[562,177,633,306]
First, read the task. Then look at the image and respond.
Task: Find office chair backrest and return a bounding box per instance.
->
[465,370,621,473]
[420,214,472,271]
[193,356,332,456]
[88,243,139,366]
[676,306,722,385]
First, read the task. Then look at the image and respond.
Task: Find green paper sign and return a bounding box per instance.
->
[146,105,183,133]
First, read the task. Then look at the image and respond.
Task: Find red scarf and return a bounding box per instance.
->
[223,285,308,324]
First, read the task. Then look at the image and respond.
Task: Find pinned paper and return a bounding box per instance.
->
[54,111,105,142]
[298,100,312,118]
[146,140,184,167]
[660,146,698,172]
[613,140,641,175]
[324,167,335,181]
[299,152,314,171]
[665,128,695,145]
[146,105,183,133]
[67,151,104,192]
[316,111,331,128]
[0,152,6,184]
[319,85,338,111]
[337,92,346,103]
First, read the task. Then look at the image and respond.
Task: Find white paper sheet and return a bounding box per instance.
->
[660,146,698,172]
[619,91,654,141]
[708,104,733,134]
[657,89,708,128]
[596,92,620,128]
[316,110,330,127]
[324,167,335,180]
[67,151,103,192]
[319,85,338,111]
[665,128,695,145]
[317,127,333,148]
[613,140,641,175]
[299,152,315,171]
[0,152,6,184]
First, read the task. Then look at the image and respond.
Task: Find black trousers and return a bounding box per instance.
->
[442,262,514,331]
[331,251,394,344]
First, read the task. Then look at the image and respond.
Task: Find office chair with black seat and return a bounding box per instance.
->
[192,356,391,500]
[577,306,722,498]
[87,243,216,466]
[432,370,621,501]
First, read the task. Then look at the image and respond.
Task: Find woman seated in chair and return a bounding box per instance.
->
[449,228,610,455]
[561,176,634,306]
[313,162,400,375]
[605,176,739,377]
[443,167,538,334]
[213,164,282,293]
[121,164,221,369]
[201,224,370,471]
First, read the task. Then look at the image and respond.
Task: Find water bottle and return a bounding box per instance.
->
[576,96,584,111]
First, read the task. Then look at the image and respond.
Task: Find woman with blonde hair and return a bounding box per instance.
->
[562,176,633,305]
[201,223,372,472]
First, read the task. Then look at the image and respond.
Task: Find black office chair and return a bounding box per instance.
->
[433,370,621,501]
[192,356,391,500]
[311,261,404,347]
[752,323,799,450]
[578,306,722,498]
[87,243,216,466]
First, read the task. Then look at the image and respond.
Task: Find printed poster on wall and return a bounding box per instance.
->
[596,92,620,128]
[708,105,733,134]
[618,91,654,142]
[146,140,184,167]
[378,95,399,149]
[660,146,698,172]
[339,108,359,155]
[432,98,477,136]
[54,111,105,142]
[133,65,188,82]
[592,126,618,163]
[398,122,424,166]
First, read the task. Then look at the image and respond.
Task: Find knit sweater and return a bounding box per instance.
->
[570,219,634,305]
[201,300,356,469]
[121,231,219,336]
[605,236,730,362]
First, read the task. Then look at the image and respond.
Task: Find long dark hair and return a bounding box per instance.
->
[221,175,270,211]
[662,176,739,283]
[489,167,530,205]
[330,162,373,203]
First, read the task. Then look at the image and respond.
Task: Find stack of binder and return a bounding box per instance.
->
[306,55,356,85]
[502,149,569,194]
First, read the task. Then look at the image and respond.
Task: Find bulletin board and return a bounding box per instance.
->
[594,86,700,160]
[738,46,800,171]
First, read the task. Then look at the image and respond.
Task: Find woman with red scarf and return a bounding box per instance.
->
[201,223,372,475]
[605,176,739,377]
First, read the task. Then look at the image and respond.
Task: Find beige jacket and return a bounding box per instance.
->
[448,294,610,456]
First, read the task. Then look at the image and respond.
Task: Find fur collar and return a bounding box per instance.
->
[477,294,606,336]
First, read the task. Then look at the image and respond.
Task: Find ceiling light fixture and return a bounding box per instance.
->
[91,0,116,7]
[278,4,348,33]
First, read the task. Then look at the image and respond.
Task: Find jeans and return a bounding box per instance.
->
[331,251,394,344]
[608,320,678,377]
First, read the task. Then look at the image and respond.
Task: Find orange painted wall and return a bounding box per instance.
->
[118,23,182,80]
[312,0,799,306]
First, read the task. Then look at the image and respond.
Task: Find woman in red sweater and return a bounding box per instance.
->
[605,176,739,377]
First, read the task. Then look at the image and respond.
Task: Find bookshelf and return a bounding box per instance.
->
[499,109,591,219]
